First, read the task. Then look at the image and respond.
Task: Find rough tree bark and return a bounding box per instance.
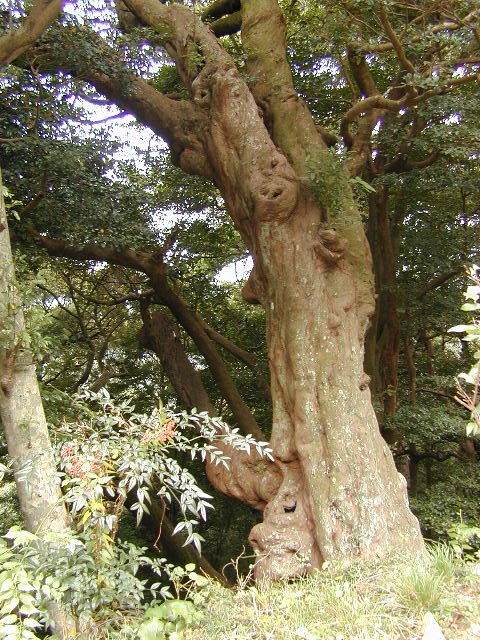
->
[0,170,76,638]
[115,0,422,578]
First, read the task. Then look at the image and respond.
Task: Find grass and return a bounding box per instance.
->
[181,545,480,640]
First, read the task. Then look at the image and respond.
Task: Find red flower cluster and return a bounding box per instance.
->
[69,456,87,480]
[61,445,104,480]
[60,443,76,459]
[141,419,176,445]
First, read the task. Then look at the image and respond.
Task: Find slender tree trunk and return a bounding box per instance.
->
[404,333,420,494]
[0,170,76,638]
[366,186,401,418]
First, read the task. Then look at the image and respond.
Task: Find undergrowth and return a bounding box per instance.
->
[182,545,480,640]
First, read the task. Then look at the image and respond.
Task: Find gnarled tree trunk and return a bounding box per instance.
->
[22,0,425,580]
[244,190,421,578]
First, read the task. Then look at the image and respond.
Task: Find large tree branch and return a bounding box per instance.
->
[29,228,155,272]
[240,0,327,172]
[202,0,240,22]
[82,69,211,177]
[27,230,265,440]
[208,11,242,37]
[38,25,212,177]
[201,0,242,37]
[122,0,301,239]
[0,0,65,67]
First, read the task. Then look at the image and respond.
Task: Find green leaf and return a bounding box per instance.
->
[448,324,472,333]
[19,602,40,616]
[466,422,479,437]
[0,579,14,593]
[138,617,166,640]
[0,614,17,625]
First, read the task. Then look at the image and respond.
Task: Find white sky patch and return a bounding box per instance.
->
[216,255,253,284]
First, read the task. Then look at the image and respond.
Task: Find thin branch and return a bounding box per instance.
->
[416,387,456,402]
[28,228,157,273]
[36,282,80,321]
[77,288,155,307]
[358,8,480,55]
[17,174,48,218]
[379,5,415,76]
[0,136,28,144]
[195,313,271,401]
[416,269,463,299]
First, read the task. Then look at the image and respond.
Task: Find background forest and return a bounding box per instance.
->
[0,0,480,639]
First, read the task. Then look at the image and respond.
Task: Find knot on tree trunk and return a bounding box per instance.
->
[251,154,300,222]
[358,372,371,390]
[248,461,322,581]
[314,228,348,267]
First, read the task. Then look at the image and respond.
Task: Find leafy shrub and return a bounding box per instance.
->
[0,391,272,639]
[449,265,480,437]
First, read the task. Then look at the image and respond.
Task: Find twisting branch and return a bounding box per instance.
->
[340,94,409,148]
[25,229,265,440]
[379,5,415,76]
[0,0,65,67]
[384,148,441,174]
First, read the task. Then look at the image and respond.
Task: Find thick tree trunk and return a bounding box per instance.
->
[120,0,423,578]
[23,0,425,580]
[245,196,422,579]
[0,171,76,638]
